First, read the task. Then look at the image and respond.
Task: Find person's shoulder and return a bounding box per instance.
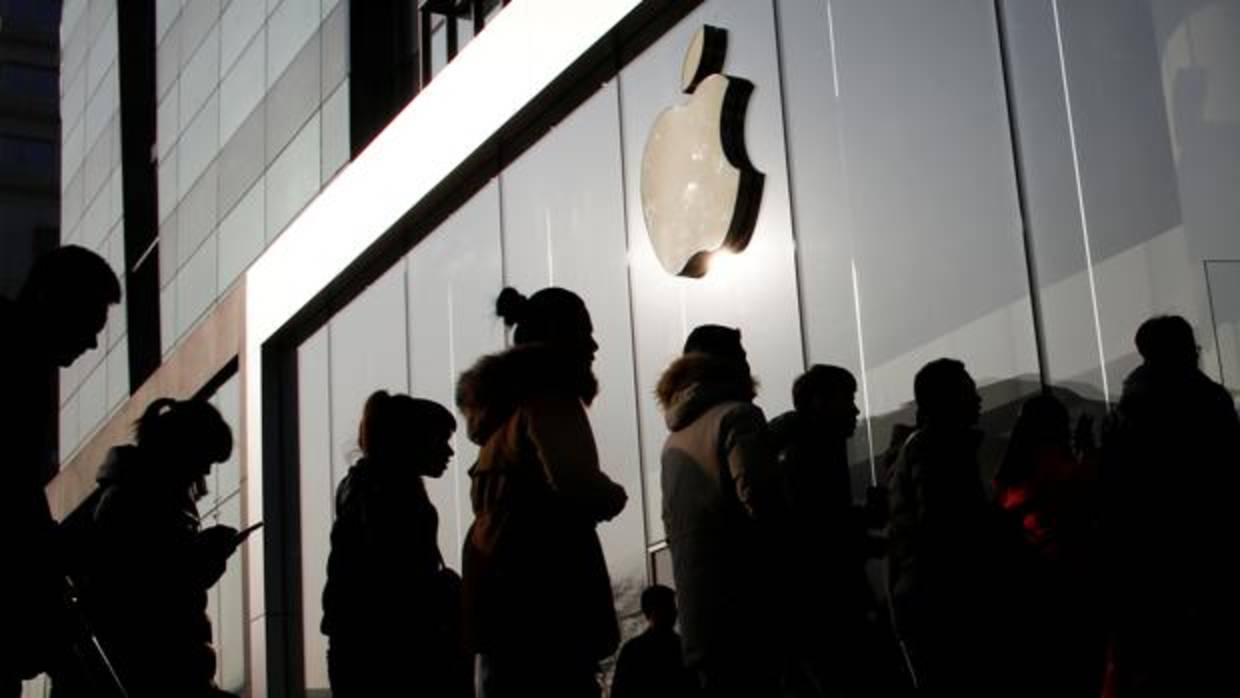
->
[720,399,766,424]
[767,410,800,441]
[335,464,371,507]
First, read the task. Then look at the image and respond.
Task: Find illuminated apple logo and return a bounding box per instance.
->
[641,25,765,278]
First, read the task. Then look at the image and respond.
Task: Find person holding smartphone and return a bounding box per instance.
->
[78,398,239,698]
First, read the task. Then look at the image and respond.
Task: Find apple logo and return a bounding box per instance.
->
[641,25,765,278]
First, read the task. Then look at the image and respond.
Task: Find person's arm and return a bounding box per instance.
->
[524,394,627,522]
[720,404,774,520]
[609,640,637,698]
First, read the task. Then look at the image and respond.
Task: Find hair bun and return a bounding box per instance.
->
[496,287,528,327]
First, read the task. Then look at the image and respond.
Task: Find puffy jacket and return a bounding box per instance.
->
[85,446,224,697]
[656,353,775,668]
[886,426,992,605]
[456,343,626,661]
[321,458,444,640]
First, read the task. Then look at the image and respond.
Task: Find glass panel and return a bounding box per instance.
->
[407,181,505,571]
[213,373,243,497]
[430,20,448,77]
[841,0,1039,425]
[265,112,321,242]
[180,25,220,133]
[327,262,410,487]
[266,0,320,87]
[619,0,803,544]
[501,82,649,621]
[1206,261,1240,394]
[217,494,246,692]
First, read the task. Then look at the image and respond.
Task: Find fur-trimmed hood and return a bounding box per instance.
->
[456,342,597,445]
[656,353,757,431]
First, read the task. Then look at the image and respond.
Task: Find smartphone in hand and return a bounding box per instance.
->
[234,521,263,545]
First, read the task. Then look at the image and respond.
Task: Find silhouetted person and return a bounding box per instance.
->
[1101,316,1240,697]
[769,365,886,697]
[0,246,120,696]
[886,358,1001,693]
[82,399,238,698]
[610,585,697,698]
[321,391,469,697]
[457,286,627,698]
[994,394,1105,698]
[657,325,779,698]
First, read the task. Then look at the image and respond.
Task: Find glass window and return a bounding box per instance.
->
[501,82,648,616]
[619,1,803,544]
[407,181,505,569]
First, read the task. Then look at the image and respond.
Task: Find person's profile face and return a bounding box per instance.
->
[815,390,860,437]
[420,432,454,479]
[52,301,108,367]
[552,314,598,367]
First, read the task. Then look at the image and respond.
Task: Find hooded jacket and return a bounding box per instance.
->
[456,343,626,661]
[86,445,224,696]
[656,353,775,668]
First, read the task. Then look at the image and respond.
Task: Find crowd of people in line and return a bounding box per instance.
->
[2,245,1237,698]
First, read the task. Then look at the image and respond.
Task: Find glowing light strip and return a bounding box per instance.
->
[1052,0,1111,403]
[851,260,877,485]
[447,289,463,554]
[826,0,841,98]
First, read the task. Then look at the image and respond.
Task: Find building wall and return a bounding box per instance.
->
[0,0,60,301]
[57,0,129,465]
[57,0,350,464]
[153,0,350,360]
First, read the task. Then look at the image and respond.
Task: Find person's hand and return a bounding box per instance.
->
[598,483,628,522]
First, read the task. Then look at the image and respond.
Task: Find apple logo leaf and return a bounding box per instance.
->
[641,25,765,279]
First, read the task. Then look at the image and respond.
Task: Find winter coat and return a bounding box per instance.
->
[456,343,627,662]
[886,425,992,606]
[322,457,468,695]
[1104,364,1239,590]
[886,425,1009,692]
[0,298,65,684]
[610,627,698,698]
[768,410,875,641]
[656,353,776,669]
[85,446,225,697]
[1102,364,1240,696]
[321,458,444,641]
